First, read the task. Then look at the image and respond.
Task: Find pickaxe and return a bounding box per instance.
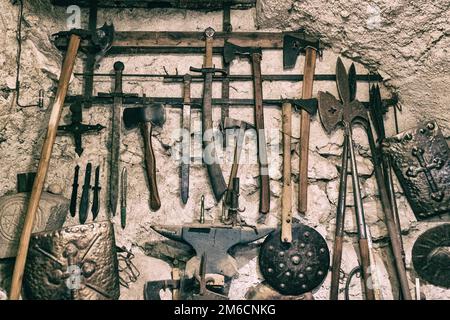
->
[123,103,166,211]
[223,41,270,214]
[221,117,255,206]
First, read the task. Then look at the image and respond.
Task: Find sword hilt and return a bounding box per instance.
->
[189,66,227,76]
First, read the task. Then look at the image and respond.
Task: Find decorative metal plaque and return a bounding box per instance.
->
[23,221,120,300]
[0,192,68,259]
[383,121,450,220]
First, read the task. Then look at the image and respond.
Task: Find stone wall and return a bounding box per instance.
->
[0,0,448,300]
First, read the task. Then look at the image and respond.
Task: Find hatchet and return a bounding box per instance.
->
[123,104,166,211]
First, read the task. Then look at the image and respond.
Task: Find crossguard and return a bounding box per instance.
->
[189,66,228,76]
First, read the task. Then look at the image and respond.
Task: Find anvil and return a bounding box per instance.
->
[151,223,274,278]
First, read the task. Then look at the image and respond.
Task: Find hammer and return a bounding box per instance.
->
[123,103,166,211]
[221,117,255,205]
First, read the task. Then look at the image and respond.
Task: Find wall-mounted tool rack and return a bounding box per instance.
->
[51,1,390,109]
[50,0,256,10]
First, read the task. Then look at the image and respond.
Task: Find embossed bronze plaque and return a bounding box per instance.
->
[23,221,120,300]
[383,121,450,220]
[0,192,68,259]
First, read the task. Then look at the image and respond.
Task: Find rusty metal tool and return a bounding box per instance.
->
[190,27,228,201]
[123,104,166,211]
[223,41,270,214]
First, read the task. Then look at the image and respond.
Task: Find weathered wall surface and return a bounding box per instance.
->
[257,0,450,136]
[0,0,449,300]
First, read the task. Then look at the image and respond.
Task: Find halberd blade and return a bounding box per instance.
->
[318,91,343,134]
[348,63,357,102]
[336,58,350,104]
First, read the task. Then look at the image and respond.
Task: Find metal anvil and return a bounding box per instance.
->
[151,224,274,278]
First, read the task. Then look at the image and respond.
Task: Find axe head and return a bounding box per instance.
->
[283,33,322,69]
[318,91,343,134]
[223,117,254,130]
[123,104,166,130]
[223,41,261,64]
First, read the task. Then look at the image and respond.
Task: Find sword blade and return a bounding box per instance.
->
[181,103,191,204]
[70,165,79,217]
[109,62,124,216]
[91,166,100,220]
[79,163,92,224]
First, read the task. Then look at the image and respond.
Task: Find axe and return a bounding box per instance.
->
[123,104,166,211]
[283,33,323,214]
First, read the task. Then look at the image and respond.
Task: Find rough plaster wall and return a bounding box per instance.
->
[0,0,448,300]
[257,0,450,136]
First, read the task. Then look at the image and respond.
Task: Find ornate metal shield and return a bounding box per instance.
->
[412,224,450,288]
[259,224,330,295]
[23,221,120,300]
[0,192,68,259]
[383,121,450,220]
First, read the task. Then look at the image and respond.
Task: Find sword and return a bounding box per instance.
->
[181,74,192,204]
[109,61,124,216]
[91,165,101,220]
[70,165,79,217]
[190,28,227,201]
[79,163,92,224]
[120,167,127,229]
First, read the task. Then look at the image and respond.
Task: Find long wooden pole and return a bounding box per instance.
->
[9,34,81,300]
[281,102,292,243]
[298,48,317,214]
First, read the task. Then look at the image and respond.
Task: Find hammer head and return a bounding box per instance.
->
[223,41,261,64]
[123,104,166,130]
[222,117,254,130]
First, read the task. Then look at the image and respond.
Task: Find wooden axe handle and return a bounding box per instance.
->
[9,34,81,300]
[281,102,292,243]
[141,122,161,211]
[298,48,317,214]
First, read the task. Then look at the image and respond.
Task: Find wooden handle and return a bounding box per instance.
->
[281,102,292,243]
[298,48,317,214]
[204,31,214,68]
[251,53,270,214]
[183,75,192,104]
[9,34,81,300]
[141,122,161,211]
[330,135,349,300]
[330,236,344,300]
[358,238,376,300]
[226,144,240,206]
